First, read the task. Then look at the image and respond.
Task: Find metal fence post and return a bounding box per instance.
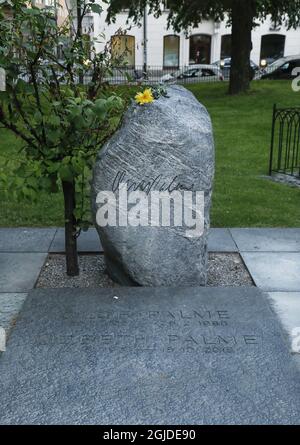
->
[269,104,277,176]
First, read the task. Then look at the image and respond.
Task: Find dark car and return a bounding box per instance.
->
[261,55,300,80]
[213,57,259,80]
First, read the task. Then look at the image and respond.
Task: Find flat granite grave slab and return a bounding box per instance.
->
[0,287,299,425]
[0,293,27,334]
[267,292,300,339]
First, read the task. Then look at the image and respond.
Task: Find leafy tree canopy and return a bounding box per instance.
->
[106,0,300,32]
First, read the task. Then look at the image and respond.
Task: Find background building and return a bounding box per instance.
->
[90,1,300,68]
[31,0,70,26]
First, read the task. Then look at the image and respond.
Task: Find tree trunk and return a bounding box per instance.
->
[229,0,255,95]
[62,180,79,276]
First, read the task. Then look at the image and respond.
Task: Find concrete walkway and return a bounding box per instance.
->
[0,227,300,345]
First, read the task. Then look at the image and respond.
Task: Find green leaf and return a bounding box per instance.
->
[62,156,71,165]
[25,176,38,190]
[71,157,85,174]
[48,115,61,127]
[94,98,108,119]
[39,176,52,191]
[45,162,60,174]
[89,4,103,14]
[34,110,43,124]
[22,7,41,16]
[59,164,74,182]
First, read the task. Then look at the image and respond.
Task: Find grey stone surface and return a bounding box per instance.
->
[231,228,300,252]
[267,293,300,370]
[267,292,300,340]
[208,229,238,252]
[0,228,56,252]
[92,85,215,286]
[241,252,300,292]
[0,287,300,425]
[263,173,300,188]
[0,293,27,333]
[0,253,47,292]
[49,228,102,253]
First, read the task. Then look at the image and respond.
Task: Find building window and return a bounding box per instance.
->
[189,34,211,65]
[260,34,286,64]
[221,35,231,59]
[163,35,179,68]
[111,35,135,67]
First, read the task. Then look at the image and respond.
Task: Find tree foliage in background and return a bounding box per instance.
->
[0,0,124,275]
[106,0,300,94]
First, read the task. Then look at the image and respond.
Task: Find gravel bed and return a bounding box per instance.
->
[36,253,254,288]
[207,253,254,286]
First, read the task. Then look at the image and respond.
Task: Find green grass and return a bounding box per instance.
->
[188,81,300,227]
[0,81,300,227]
[0,129,64,226]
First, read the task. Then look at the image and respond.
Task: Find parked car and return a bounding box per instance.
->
[213,58,259,80]
[262,55,284,66]
[260,55,300,80]
[160,65,224,83]
[213,57,259,70]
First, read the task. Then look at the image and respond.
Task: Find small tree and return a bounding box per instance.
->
[0,0,124,275]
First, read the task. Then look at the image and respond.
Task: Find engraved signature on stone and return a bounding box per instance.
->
[112,170,195,194]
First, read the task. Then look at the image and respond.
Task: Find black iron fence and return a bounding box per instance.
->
[96,64,274,85]
[17,64,277,86]
[269,105,300,178]
[89,65,226,85]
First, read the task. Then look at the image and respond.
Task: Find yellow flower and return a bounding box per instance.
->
[83,59,91,67]
[135,88,154,105]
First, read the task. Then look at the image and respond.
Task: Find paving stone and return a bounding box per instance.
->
[241,252,300,292]
[0,293,27,332]
[49,228,102,253]
[231,228,300,252]
[0,287,299,425]
[0,228,56,252]
[0,253,47,292]
[208,229,238,252]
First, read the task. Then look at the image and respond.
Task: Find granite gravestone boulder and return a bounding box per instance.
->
[92,85,214,286]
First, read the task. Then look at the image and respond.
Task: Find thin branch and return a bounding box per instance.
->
[9,85,44,146]
[0,106,39,149]
[29,64,47,145]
